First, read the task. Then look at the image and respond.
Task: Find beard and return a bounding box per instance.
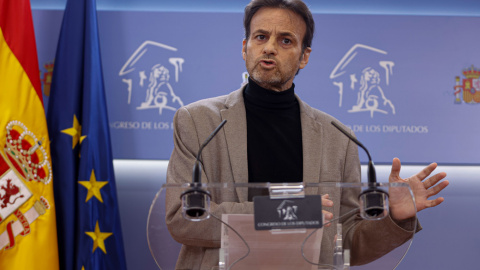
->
[246,55,298,91]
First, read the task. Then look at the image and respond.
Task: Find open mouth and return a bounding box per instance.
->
[260,59,276,67]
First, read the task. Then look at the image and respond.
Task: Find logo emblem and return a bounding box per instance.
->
[0,121,52,250]
[40,61,54,97]
[454,65,480,104]
[119,40,185,115]
[330,44,396,118]
[277,200,298,221]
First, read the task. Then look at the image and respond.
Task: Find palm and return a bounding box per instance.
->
[388,158,449,220]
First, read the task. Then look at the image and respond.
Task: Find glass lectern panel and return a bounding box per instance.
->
[147,182,416,270]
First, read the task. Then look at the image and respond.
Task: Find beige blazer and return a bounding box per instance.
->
[165,87,417,269]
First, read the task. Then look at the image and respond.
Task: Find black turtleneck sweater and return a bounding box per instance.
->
[244,78,303,184]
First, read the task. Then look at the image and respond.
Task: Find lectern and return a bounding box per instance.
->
[147,182,416,270]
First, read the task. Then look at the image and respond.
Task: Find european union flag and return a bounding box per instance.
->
[47,0,127,269]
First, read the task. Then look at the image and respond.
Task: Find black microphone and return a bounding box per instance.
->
[331,121,389,220]
[180,119,227,221]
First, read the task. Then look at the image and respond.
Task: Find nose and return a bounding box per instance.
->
[262,38,278,56]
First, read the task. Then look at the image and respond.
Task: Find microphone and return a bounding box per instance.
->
[331,121,389,220]
[180,119,227,221]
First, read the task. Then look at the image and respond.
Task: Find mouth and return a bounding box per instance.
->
[259,59,276,68]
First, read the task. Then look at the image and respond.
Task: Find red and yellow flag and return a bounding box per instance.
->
[0,0,59,268]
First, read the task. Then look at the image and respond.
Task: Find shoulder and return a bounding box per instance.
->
[188,93,229,108]
[181,94,227,115]
[178,88,243,117]
[173,95,227,133]
[173,88,244,132]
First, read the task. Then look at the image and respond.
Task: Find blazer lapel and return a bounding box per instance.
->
[220,88,249,202]
[299,99,324,195]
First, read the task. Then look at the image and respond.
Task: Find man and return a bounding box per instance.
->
[165,0,449,269]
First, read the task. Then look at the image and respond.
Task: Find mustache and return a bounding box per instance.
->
[257,55,277,61]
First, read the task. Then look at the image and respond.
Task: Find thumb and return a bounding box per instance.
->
[389,157,402,181]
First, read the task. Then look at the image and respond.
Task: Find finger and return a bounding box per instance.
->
[389,158,402,180]
[425,197,445,209]
[424,172,447,189]
[323,210,333,226]
[412,162,438,182]
[322,194,333,207]
[427,180,449,198]
[322,199,333,207]
[323,210,333,220]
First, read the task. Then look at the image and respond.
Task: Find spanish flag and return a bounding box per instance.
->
[0,0,60,269]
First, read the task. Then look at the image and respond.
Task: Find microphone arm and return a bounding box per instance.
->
[181,119,227,221]
[330,121,376,186]
[331,121,389,220]
[192,119,227,184]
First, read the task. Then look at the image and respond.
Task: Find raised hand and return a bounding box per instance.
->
[388,158,449,221]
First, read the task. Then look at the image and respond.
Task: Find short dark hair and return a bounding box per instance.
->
[243,0,315,51]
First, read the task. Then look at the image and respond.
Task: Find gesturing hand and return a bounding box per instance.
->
[388,158,449,221]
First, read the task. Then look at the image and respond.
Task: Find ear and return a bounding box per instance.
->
[242,39,247,61]
[299,47,312,69]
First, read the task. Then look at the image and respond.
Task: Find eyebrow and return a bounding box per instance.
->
[253,29,298,39]
[279,32,297,40]
[252,29,270,36]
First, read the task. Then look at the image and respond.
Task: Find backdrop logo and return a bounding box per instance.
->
[330,44,396,118]
[454,65,480,104]
[119,41,185,115]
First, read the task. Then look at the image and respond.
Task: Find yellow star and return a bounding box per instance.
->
[78,170,108,203]
[61,114,87,149]
[85,221,113,254]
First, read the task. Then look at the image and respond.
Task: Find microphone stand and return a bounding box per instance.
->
[331,121,389,220]
[180,119,227,221]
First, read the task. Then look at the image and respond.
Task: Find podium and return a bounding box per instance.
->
[147,182,417,270]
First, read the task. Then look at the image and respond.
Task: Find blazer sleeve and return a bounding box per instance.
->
[340,131,420,266]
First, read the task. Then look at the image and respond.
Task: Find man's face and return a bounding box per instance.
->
[242,7,311,92]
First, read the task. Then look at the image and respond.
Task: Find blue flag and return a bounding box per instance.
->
[47,0,127,269]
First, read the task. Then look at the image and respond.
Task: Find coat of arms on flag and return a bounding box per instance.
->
[0,121,51,250]
[454,65,480,104]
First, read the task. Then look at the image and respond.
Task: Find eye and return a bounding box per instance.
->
[256,35,266,40]
[282,38,292,45]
